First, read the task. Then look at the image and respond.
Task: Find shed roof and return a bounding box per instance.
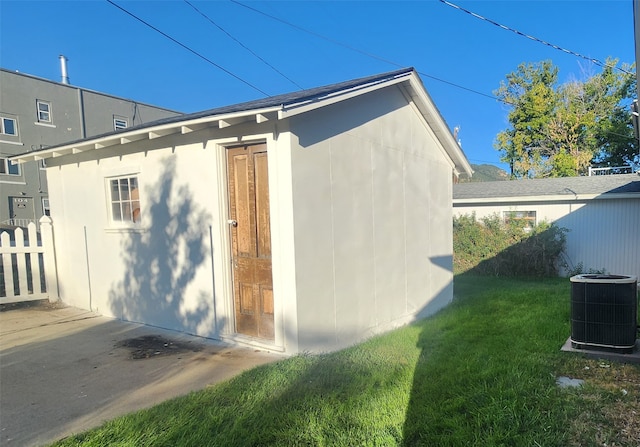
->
[453,173,640,203]
[12,68,472,177]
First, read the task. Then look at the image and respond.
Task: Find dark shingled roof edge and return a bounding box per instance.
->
[19,68,415,155]
[453,173,640,200]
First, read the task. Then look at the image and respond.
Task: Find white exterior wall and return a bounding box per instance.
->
[46,138,220,336]
[45,123,299,353]
[454,198,640,279]
[558,199,639,279]
[453,201,584,224]
[290,86,455,352]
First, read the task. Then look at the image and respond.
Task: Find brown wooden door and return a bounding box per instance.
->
[227,143,274,340]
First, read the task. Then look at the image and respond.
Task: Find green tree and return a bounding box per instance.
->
[588,60,638,167]
[494,61,558,178]
[494,59,637,178]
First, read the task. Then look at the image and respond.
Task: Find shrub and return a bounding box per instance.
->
[453,213,568,277]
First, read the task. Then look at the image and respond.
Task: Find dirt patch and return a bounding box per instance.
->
[116,335,203,360]
[564,358,640,446]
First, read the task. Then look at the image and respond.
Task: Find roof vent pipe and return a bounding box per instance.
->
[59,55,69,84]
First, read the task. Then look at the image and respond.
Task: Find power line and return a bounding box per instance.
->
[230,0,405,70]
[105,0,270,96]
[230,0,501,103]
[183,0,304,90]
[438,0,634,76]
[108,0,634,148]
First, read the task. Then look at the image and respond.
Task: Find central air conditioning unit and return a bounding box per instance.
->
[570,274,638,353]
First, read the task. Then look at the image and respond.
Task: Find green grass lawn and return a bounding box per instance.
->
[53,275,640,447]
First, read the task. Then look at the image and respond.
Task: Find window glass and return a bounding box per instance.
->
[1,117,17,135]
[109,176,141,224]
[119,179,130,200]
[37,101,51,123]
[111,202,122,221]
[0,158,20,175]
[503,211,536,229]
[42,198,51,216]
[110,179,120,201]
[8,160,19,175]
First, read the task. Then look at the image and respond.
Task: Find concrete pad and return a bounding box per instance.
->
[0,302,284,447]
[561,337,640,365]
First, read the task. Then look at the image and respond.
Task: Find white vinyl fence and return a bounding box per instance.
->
[0,216,59,304]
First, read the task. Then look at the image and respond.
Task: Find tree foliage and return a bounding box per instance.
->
[494,59,637,178]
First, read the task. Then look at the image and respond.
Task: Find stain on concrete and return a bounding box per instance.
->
[116,335,203,359]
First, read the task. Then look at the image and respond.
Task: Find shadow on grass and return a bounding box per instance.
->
[57,275,575,447]
[402,274,572,446]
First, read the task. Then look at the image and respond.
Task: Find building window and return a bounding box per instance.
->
[109,176,141,224]
[1,117,17,135]
[114,117,128,130]
[503,210,536,230]
[42,198,50,216]
[37,100,52,123]
[0,157,20,175]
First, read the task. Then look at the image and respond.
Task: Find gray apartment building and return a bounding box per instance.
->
[0,66,181,228]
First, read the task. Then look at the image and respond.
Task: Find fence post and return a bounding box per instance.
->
[39,216,60,302]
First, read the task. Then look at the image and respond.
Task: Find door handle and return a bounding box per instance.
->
[227,219,238,227]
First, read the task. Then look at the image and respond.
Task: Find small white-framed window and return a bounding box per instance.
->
[503,210,536,230]
[108,175,141,225]
[1,116,17,135]
[37,100,52,123]
[114,116,128,130]
[42,198,50,216]
[0,157,20,175]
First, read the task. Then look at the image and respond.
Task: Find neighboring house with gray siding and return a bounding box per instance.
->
[453,173,640,279]
[0,68,181,228]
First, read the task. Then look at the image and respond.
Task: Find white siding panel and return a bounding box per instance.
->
[289,138,337,351]
[48,144,219,338]
[425,162,454,315]
[371,143,406,324]
[331,134,377,344]
[291,85,456,352]
[404,155,430,314]
[559,199,639,279]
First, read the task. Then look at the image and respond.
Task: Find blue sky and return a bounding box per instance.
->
[0,1,636,171]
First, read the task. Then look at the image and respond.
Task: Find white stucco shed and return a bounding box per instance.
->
[14,68,472,354]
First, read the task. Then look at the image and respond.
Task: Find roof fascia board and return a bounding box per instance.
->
[453,193,640,205]
[399,84,456,173]
[405,74,473,177]
[277,75,410,120]
[11,106,282,163]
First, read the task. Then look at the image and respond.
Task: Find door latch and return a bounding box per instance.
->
[227,219,238,227]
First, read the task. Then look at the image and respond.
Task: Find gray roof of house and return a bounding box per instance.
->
[453,173,640,200]
[27,67,415,152]
[11,66,474,177]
